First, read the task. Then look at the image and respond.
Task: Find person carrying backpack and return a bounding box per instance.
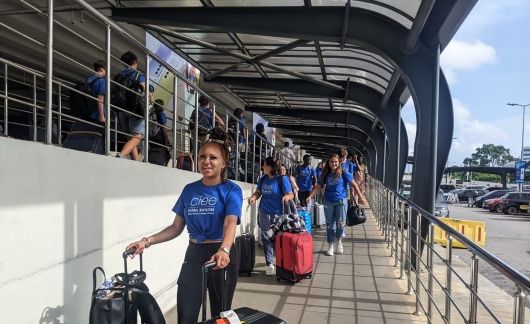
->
[248,157,294,276]
[113,51,146,161]
[306,153,363,256]
[68,60,106,126]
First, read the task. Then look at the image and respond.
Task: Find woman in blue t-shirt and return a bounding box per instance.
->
[306,153,360,256]
[126,127,243,324]
[249,157,294,276]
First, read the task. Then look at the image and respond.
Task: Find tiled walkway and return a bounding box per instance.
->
[166,208,426,323]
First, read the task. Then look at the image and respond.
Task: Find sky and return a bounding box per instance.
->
[401,0,530,166]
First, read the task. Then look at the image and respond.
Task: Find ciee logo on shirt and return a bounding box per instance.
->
[327,176,340,186]
[262,184,273,194]
[190,196,218,206]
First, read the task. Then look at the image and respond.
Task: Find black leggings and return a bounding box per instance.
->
[176,242,238,324]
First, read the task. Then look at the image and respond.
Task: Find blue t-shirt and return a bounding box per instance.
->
[86,74,106,121]
[315,167,323,183]
[157,111,168,125]
[295,165,316,192]
[257,175,292,215]
[120,67,146,85]
[192,105,213,130]
[172,180,243,242]
[320,171,353,202]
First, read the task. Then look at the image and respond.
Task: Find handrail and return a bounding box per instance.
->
[372,177,530,293]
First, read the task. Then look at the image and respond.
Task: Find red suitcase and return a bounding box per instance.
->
[275,232,313,283]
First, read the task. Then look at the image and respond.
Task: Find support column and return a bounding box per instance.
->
[45,0,54,144]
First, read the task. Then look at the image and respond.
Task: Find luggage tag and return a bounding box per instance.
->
[219,310,241,324]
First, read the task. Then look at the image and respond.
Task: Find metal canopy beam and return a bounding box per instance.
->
[268,123,367,139]
[210,77,381,109]
[404,0,436,53]
[205,39,311,80]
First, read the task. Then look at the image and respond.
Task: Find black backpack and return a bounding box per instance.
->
[69,77,99,119]
[111,71,145,117]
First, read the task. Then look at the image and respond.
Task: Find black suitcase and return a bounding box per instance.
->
[236,233,255,276]
[148,146,170,166]
[198,262,286,324]
[64,122,105,154]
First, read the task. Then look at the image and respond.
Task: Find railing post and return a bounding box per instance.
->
[45,0,54,144]
[445,235,453,323]
[57,85,62,145]
[33,74,37,142]
[235,120,240,181]
[3,63,7,136]
[394,196,399,267]
[406,205,413,295]
[413,213,423,316]
[252,133,256,184]
[194,92,199,172]
[469,254,479,324]
[513,289,526,324]
[244,129,249,183]
[172,76,178,168]
[399,201,406,279]
[104,24,111,155]
[427,222,435,321]
[143,54,150,163]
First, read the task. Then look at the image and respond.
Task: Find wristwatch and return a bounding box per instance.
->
[218,247,230,255]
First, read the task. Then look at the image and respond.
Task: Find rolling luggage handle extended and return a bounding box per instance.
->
[122,248,143,284]
[201,261,227,322]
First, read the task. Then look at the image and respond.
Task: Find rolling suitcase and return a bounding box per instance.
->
[236,233,255,276]
[275,232,313,283]
[198,262,286,324]
[312,203,325,228]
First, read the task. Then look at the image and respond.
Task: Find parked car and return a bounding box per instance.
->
[435,190,449,217]
[457,189,487,202]
[501,192,530,215]
[439,184,456,193]
[474,189,514,208]
[482,197,504,213]
[444,188,463,201]
[465,185,487,190]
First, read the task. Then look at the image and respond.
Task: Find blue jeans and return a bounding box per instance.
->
[258,210,279,266]
[323,198,348,243]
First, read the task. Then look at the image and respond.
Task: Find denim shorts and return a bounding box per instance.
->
[128,116,145,135]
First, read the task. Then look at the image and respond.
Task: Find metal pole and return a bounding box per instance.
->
[45,0,54,144]
[143,54,150,163]
[245,128,249,183]
[33,74,37,142]
[57,85,62,145]
[394,196,399,266]
[114,112,118,152]
[399,201,406,279]
[414,213,423,316]
[396,104,402,191]
[513,289,526,324]
[430,44,440,212]
[235,122,240,181]
[445,235,453,323]
[212,101,216,128]
[469,254,479,324]
[3,64,7,136]
[427,223,434,321]
[194,92,199,172]
[104,24,111,155]
[519,105,527,192]
[172,76,178,168]
[252,133,256,184]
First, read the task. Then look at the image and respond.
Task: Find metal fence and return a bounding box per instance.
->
[0,0,298,184]
[367,176,529,324]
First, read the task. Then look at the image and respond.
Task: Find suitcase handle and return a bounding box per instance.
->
[123,248,143,283]
[201,261,227,322]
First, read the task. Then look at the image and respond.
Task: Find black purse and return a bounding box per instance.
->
[346,202,366,226]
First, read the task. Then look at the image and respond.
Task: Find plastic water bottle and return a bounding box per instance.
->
[95,279,113,300]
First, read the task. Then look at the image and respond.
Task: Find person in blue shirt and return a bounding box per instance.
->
[126,127,243,323]
[116,51,146,161]
[306,153,362,256]
[86,60,107,124]
[295,154,317,207]
[249,157,294,276]
[314,161,325,203]
[191,96,225,142]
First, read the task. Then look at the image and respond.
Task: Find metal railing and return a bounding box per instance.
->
[0,0,298,184]
[367,176,529,324]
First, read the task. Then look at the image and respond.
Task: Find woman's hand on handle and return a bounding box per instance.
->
[209,249,231,269]
[125,240,147,258]
[249,195,257,205]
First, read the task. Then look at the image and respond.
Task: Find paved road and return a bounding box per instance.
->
[447,204,530,295]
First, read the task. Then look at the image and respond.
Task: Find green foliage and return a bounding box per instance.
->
[462,144,515,167]
[472,173,501,182]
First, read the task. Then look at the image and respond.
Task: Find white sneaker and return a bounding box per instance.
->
[326,243,334,256]
[336,240,344,254]
[265,264,275,276]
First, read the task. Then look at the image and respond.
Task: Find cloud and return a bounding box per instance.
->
[441,40,497,84]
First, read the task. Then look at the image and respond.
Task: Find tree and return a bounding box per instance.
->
[462,144,515,167]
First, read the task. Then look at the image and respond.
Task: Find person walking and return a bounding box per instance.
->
[126,127,242,324]
[295,154,316,207]
[249,157,294,275]
[306,153,362,256]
